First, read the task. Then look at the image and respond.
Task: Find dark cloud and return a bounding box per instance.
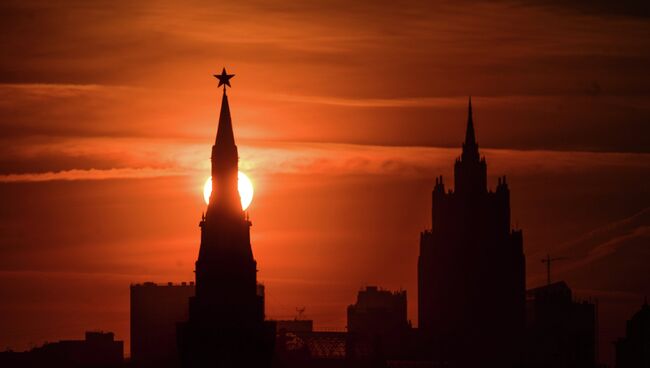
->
[515,0,650,18]
[1,0,649,152]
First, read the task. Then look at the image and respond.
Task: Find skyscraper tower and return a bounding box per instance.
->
[418,98,525,367]
[177,69,275,368]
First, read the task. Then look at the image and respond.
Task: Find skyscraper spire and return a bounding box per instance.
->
[465,96,476,146]
[455,96,486,194]
[461,96,480,162]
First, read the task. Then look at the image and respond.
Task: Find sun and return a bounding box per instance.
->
[203,171,254,210]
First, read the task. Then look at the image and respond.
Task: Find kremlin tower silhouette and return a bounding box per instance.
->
[418,98,526,367]
[176,69,275,368]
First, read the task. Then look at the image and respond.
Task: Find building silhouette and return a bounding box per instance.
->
[176,74,275,367]
[346,286,413,364]
[525,281,596,368]
[418,98,526,367]
[118,91,609,368]
[276,319,315,334]
[0,331,123,368]
[130,281,194,367]
[274,318,347,368]
[615,300,650,368]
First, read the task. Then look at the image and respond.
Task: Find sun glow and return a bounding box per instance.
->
[203,172,254,210]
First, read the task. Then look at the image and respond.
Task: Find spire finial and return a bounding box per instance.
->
[213,70,236,146]
[214,67,235,92]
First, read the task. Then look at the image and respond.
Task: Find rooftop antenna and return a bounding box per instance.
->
[541,254,569,285]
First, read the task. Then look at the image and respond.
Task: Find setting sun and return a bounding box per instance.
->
[203,172,254,210]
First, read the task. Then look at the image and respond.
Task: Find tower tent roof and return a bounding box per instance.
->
[215,90,235,147]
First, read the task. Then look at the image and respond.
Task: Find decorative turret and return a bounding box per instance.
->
[434,175,445,193]
[497,176,509,192]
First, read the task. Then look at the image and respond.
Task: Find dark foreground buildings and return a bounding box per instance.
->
[0,331,123,368]
[418,98,526,367]
[123,93,602,368]
[274,318,347,368]
[176,71,275,367]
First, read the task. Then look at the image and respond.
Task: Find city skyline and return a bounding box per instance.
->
[1,1,650,366]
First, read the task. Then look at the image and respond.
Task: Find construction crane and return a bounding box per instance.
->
[541,254,568,285]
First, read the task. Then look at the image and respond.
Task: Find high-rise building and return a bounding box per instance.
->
[615,300,650,368]
[525,282,596,368]
[417,98,526,367]
[346,286,412,362]
[130,282,194,367]
[176,70,275,367]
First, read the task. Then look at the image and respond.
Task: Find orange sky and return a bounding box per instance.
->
[1,1,650,365]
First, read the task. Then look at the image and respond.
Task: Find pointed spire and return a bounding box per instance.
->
[209,71,241,214]
[461,96,480,162]
[465,96,476,146]
[215,89,236,147]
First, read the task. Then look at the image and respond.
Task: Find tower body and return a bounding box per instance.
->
[177,90,275,367]
[417,100,525,367]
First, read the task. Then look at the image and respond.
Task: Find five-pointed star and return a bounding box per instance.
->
[214,68,235,88]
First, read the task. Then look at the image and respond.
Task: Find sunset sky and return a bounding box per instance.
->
[1,1,649,364]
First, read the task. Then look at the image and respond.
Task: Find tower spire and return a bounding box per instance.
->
[215,89,235,146]
[209,68,241,212]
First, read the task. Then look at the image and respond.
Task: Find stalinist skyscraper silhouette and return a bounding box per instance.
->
[418,98,526,367]
[177,69,275,368]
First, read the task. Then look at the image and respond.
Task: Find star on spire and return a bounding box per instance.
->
[214,68,235,90]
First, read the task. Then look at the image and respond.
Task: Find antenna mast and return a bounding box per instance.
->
[541,254,568,285]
